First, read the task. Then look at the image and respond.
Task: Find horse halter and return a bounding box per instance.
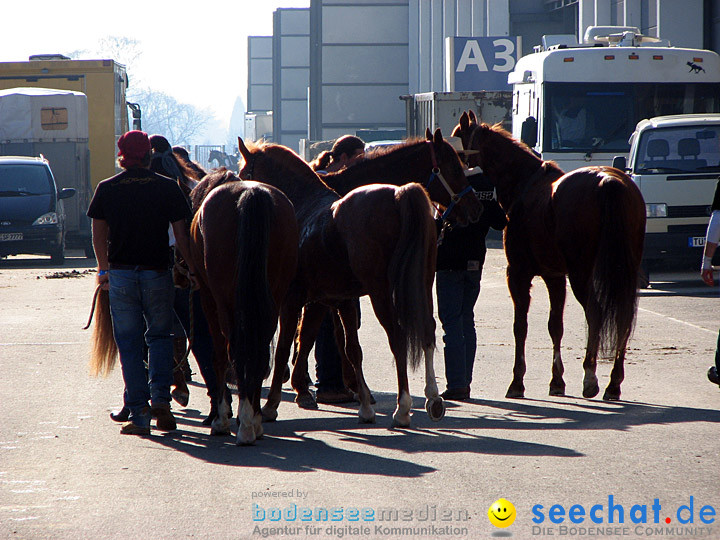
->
[424,141,475,221]
[240,153,257,180]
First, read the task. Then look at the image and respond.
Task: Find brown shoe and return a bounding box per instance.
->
[151,402,177,431]
[316,388,356,404]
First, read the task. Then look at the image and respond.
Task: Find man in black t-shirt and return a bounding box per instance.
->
[702,178,720,386]
[87,130,198,435]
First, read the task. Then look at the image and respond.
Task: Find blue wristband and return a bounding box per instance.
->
[98,269,108,276]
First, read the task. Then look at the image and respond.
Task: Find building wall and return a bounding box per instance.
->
[247,36,273,113]
[273,8,310,150]
[309,0,410,142]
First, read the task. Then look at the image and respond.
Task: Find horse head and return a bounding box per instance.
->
[423,127,483,225]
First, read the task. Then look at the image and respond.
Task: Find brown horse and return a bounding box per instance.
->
[323,129,483,226]
[452,111,646,401]
[188,169,298,444]
[238,137,445,428]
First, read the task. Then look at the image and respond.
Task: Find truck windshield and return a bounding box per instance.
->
[0,164,54,195]
[635,125,720,174]
[544,82,720,153]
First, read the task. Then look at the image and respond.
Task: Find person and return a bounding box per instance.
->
[436,165,507,401]
[148,134,229,425]
[702,178,720,386]
[309,135,365,403]
[87,130,199,435]
[555,97,588,147]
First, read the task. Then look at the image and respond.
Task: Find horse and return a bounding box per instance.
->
[452,111,646,401]
[237,137,445,428]
[208,149,239,173]
[188,168,299,444]
[322,128,484,227]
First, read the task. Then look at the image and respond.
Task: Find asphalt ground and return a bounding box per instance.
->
[0,245,718,540]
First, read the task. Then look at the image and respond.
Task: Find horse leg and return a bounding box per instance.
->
[603,336,629,401]
[261,299,300,421]
[569,273,602,399]
[336,300,375,423]
[171,336,190,407]
[369,294,412,427]
[542,274,567,396]
[291,303,327,410]
[506,268,532,398]
[423,345,445,421]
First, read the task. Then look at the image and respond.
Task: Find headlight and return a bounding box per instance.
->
[645,203,667,218]
[32,212,59,225]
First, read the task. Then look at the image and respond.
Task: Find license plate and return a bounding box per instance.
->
[689,236,705,247]
[0,232,22,241]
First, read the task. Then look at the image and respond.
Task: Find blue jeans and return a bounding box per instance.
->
[436,270,481,390]
[172,288,222,402]
[109,269,174,418]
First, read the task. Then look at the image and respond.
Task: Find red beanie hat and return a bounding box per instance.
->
[117,130,151,168]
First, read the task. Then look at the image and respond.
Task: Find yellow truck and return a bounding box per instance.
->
[0,54,131,255]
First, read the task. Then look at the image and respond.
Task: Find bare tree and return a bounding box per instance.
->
[130,88,213,146]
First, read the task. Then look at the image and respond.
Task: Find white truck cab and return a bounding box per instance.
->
[510,26,720,173]
[613,114,720,270]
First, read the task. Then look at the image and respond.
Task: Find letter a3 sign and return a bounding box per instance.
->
[452,36,520,91]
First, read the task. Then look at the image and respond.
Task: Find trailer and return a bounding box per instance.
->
[0,87,91,254]
[509,26,720,172]
[402,91,512,138]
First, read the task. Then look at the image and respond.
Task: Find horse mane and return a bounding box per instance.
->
[323,138,437,190]
[190,168,238,213]
[252,141,332,189]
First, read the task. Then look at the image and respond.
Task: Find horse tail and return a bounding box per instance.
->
[230,186,277,397]
[591,175,643,357]
[88,289,118,377]
[389,183,437,370]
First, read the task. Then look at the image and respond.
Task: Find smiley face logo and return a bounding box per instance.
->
[488,498,516,528]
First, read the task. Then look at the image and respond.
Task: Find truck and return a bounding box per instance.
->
[0,55,131,255]
[613,114,720,273]
[402,91,512,138]
[0,87,91,255]
[509,26,720,172]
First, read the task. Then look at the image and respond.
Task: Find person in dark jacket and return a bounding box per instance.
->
[436,168,507,401]
[702,177,720,386]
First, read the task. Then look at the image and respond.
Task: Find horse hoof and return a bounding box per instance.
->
[171,388,189,407]
[295,393,318,410]
[236,427,257,446]
[505,386,525,399]
[602,390,621,401]
[210,426,230,436]
[583,384,600,399]
[425,397,445,421]
[549,387,565,397]
[261,406,278,422]
[358,412,376,424]
[391,416,411,428]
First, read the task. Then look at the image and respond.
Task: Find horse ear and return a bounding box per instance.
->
[468,110,478,124]
[433,128,443,146]
[425,127,432,141]
[459,111,469,130]
[238,137,250,160]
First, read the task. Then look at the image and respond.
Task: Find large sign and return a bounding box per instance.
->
[451,36,520,91]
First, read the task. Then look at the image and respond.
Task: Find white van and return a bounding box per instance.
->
[613,114,720,271]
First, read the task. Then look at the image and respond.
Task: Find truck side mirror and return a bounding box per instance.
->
[520,116,538,148]
[612,156,627,171]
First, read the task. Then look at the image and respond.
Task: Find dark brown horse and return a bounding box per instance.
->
[238,137,445,427]
[452,111,646,401]
[188,169,298,444]
[323,129,483,226]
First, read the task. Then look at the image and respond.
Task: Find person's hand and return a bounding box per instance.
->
[701,268,714,287]
[97,270,109,291]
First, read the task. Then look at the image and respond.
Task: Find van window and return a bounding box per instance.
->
[0,164,54,195]
[635,125,720,173]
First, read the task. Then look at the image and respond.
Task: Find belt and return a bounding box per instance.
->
[109,264,168,272]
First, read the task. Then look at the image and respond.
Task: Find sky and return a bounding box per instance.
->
[0,1,310,143]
